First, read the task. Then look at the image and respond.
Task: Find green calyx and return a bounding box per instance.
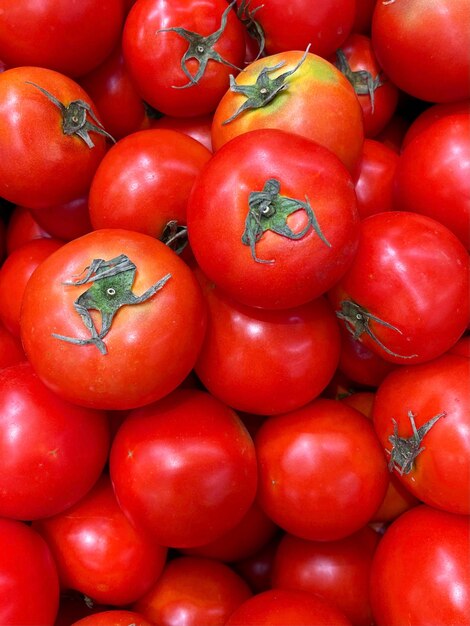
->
[157,1,242,89]
[52,254,171,354]
[334,49,383,113]
[242,178,331,264]
[235,0,265,61]
[25,81,115,148]
[223,46,310,125]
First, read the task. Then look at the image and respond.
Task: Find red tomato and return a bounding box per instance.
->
[332,33,399,138]
[0,321,25,371]
[370,505,470,626]
[132,556,252,625]
[0,67,112,210]
[255,398,389,541]
[110,388,258,548]
[149,113,213,151]
[30,196,92,242]
[5,206,52,254]
[373,353,470,515]
[71,610,154,626]
[188,128,359,309]
[0,0,124,77]
[226,589,352,626]
[371,0,470,102]
[34,475,167,606]
[20,229,207,410]
[0,362,109,520]
[0,518,60,626]
[194,271,341,415]
[233,536,281,594]
[401,100,470,149]
[352,0,376,34]
[272,526,381,626]
[123,0,246,116]
[450,335,470,358]
[89,129,212,239]
[353,138,399,220]
[212,50,364,175]
[328,211,470,364]
[393,110,470,249]
[236,0,355,58]
[0,237,63,336]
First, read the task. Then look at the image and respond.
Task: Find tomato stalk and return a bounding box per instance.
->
[334,49,383,113]
[234,0,266,60]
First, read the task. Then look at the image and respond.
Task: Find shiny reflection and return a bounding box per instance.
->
[435,546,469,611]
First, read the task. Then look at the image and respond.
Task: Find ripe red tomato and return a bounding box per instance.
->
[373,353,470,515]
[255,398,389,541]
[0,518,60,626]
[5,206,52,254]
[0,0,124,77]
[89,129,212,239]
[194,271,341,415]
[188,128,359,309]
[371,0,470,103]
[132,556,252,625]
[110,388,258,548]
[20,229,207,409]
[123,0,246,116]
[149,112,213,151]
[272,526,380,626]
[71,610,154,626]
[211,50,364,174]
[328,211,470,364]
[0,320,26,371]
[30,196,93,242]
[0,362,109,520]
[225,589,352,626]
[370,505,470,626]
[393,109,470,249]
[0,67,112,210]
[34,475,168,606]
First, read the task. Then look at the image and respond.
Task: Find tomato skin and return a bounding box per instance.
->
[0,0,124,78]
[0,67,110,210]
[132,556,252,625]
[89,129,212,238]
[71,610,154,626]
[212,50,364,175]
[30,196,92,242]
[149,113,213,151]
[370,505,470,626]
[20,229,207,410]
[194,272,341,415]
[0,237,63,336]
[328,211,470,364]
[34,475,168,606]
[123,0,246,117]
[255,398,389,541]
[0,362,110,520]
[5,206,52,254]
[188,128,359,310]
[393,110,470,249]
[371,0,470,103]
[272,526,380,626]
[373,353,470,515]
[0,518,60,626]
[0,321,26,371]
[110,388,258,548]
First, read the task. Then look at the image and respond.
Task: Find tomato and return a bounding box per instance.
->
[0,67,113,210]
[30,196,93,242]
[272,526,380,626]
[149,112,213,151]
[450,334,470,358]
[20,229,207,409]
[34,475,167,606]
[194,271,341,415]
[0,362,109,520]
[332,33,399,138]
[123,0,246,116]
[233,536,281,594]
[132,556,252,625]
[212,49,364,174]
[328,211,469,364]
[0,0,124,77]
[188,128,359,309]
[0,320,26,371]
[373,353,470,515]
[370,505,470,626]
[353,138,399,220]
[393,109,470,249]
[5,206,52,254]
[255,398,389,541]
[79,45,149,140]
[71,610,154,626]
[225,589,352,626]
[0,237,63,336]
[400,100,470,149]
[89,129,212,239]
[110,388,258,548]
[235,0,356,58]
[352,0,376,34]
[0,518,60,626]
[371,0,470,103]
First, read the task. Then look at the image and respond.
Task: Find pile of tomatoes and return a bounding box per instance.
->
[0,0,469,624]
